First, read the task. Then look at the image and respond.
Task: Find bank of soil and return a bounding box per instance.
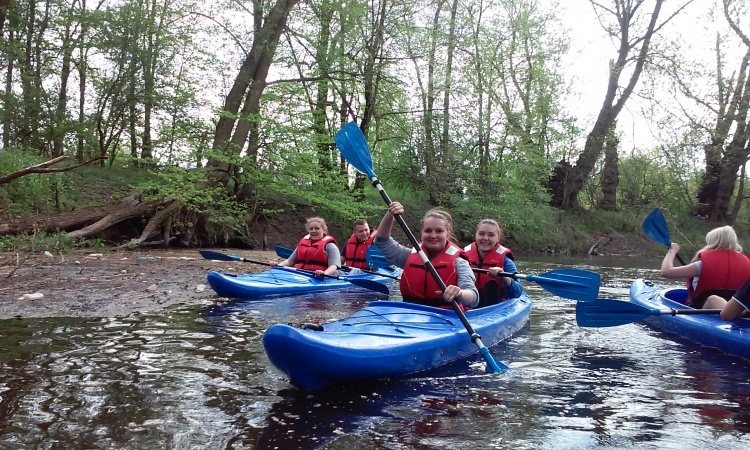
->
[0,249,277,320]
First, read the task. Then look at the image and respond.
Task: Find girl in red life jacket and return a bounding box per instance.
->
[373,202,478,310]
[341,218,376,271]
[463,219,523,307]
[661,225,750,310]
[269,217,341,277]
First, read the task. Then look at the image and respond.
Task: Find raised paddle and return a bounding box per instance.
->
[365,251,598,302]
[643,207,686,265]
[335,121,508,374]
[274,245,401,281]
[575,298,722,327]
[198,250,390,295]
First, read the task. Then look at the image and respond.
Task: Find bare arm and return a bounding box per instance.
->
[376,202,402,240]
[660,243,700,279]
[270,250,296,267]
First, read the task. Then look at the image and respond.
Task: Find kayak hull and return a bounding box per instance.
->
[629,279,750,360]
[263,294,533,389]
[207,266,399,298]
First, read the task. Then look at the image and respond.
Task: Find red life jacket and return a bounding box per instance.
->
[687,248,750,302]
[294,234,337,270]
[400,242,467,310]
[343,232,376,269]
[462,242,515,296]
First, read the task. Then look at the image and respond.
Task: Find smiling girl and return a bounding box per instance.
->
[463,219,523,307]
[374,202,478,310]
[269,217,341,277]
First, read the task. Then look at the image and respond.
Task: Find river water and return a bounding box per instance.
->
[2,255,750,449]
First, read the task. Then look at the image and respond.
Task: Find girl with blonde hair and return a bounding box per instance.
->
[661,225,750,310]
[374,203,479,310]
[270,216,341,277]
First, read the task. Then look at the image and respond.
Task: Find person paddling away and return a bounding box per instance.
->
[269,217,341,277]
[374,202,478,311]
[660,225,750,311]
[463,219,523,307]
[341,218,376,273]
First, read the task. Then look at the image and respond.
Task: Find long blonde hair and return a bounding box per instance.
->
[692,225,743,262]
[422,208,457,242]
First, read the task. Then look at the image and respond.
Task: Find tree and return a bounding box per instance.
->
[693,0,750,221]
[547,0,694,209]
[208,0,301,187]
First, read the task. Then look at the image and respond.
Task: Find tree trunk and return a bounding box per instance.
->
[598,127,620,211]
[207,0,300,186]
[422,0,443,205]
[313,0,333,177]
[0,0,11,36]
[75,0,87,162]
[52,4,76,157]
[694,22,750,220]
[548,0,665,208]
[353,0,387,199]
[3,11,15,149]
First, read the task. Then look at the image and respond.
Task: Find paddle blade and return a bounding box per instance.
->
[479,347,509,373]
[576,299,659,327]
[366,246,392,269]
[527,269,600,302]
[347,278,390,295]
[643,208,671,248]
[199,250,242,262]
[275,245,293,259]
[334,122,377,178]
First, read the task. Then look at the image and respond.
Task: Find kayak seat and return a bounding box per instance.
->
[664,289,689,305]
[477,280,502,309]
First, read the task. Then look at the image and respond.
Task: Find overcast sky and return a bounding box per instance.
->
[557,0,728,153]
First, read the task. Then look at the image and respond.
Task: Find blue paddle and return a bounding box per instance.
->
[198,250,390,295]
[275,245,400,281]
[643,208,686,265]
[576,298,722,327]
[335,121,508,374]
[366,250,599,301]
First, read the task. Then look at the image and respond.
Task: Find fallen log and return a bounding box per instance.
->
[0,194,170,239]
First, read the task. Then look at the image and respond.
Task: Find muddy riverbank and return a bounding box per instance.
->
[0,249,277,319]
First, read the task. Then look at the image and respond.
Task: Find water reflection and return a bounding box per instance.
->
[2,259,750,448]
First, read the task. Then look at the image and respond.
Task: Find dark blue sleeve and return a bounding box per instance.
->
[503,257,524,298]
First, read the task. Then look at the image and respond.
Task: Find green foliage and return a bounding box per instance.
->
[0,231,76,253]
[0,149,74,217]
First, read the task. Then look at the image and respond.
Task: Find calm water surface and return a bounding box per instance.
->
[2,255,750,449]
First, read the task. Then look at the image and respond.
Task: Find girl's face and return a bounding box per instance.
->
[475,223,500,253]
[421,217,449,253]
[307,221,326,240]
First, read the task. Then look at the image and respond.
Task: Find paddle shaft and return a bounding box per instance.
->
[371,179,487,343]
[473,268,524,278]
[674,253,687,266]
[200,250,344,281]
[276,245,400,280]
[661,308,722,316]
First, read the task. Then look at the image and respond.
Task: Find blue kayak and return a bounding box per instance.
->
[630,279,750,360]
[207,266,400,298]
[263,293,532,389]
